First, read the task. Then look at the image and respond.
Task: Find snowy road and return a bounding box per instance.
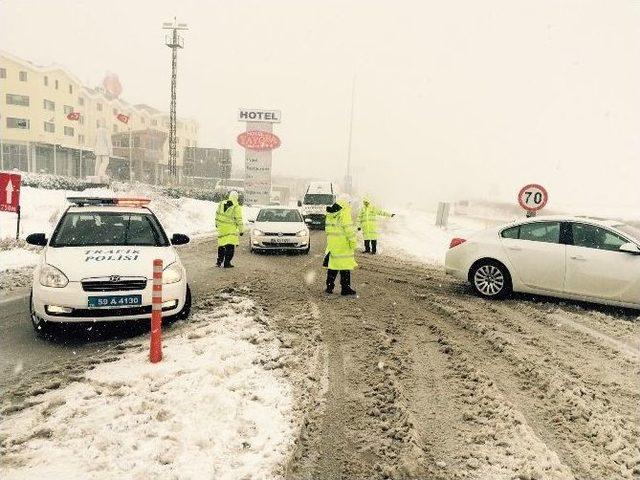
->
[2,231,639,479]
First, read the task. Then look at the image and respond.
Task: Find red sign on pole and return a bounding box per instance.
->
[237,131,281,151]
[0,172,21,213]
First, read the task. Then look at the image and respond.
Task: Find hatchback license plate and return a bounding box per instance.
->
[88,295,142,309]
[272,237,293,243]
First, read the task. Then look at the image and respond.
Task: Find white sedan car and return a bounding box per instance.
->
[445,216,640,309]
[249,207,310,253]
[26,197,191,334]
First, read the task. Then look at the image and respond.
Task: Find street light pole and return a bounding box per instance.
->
[345,75,356,195]
[162,18,188,182]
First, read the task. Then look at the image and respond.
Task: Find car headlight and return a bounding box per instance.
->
[252,229,264,236]
[296,229,309,237]
[163,262,183,284]
[40,264,69,288]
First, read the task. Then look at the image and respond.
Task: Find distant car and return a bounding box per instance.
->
[445,216,640,309]
[249,207,310,253]
[26,197,192,334]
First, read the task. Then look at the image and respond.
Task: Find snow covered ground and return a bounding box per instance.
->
[0,295,295,480]
[0,249,40,271]
[377,208,492,265]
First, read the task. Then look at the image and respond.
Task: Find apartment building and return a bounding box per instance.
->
[0,50,199,181]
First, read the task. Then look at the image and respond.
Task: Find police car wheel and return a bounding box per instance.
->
[303,244,310,254]
[176,285,192,320]
[30,290,51,336]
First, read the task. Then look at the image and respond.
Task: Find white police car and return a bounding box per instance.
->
[26,197,191,333]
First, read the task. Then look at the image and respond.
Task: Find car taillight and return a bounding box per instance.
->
[449,238,466,249]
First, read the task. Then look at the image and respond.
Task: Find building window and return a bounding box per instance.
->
[6,94,30,106]
[2,143,28,171]
[64,126,74,136]
[97,103,102,111]
[44,121,55,133]
[113,108,117,115]
[43,99,55,111]
[0,68,6,79]
[7,117,30,129]
[69,84,73,94]
[78,96,84,106]
[78,134,85,145]
[55,79,59,89]
[141,117,145,124]
[79,115,84,125]
[19,71,27,81]
[44,76,49,86]
[64,105,74,115]
[113,124,118,133]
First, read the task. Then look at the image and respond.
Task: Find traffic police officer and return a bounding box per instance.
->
[215,191,243,268]
[324,198,357,295]
[357,197,394,254]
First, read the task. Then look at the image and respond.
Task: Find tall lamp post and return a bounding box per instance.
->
[162,18,188,181]
[345,75,356,195]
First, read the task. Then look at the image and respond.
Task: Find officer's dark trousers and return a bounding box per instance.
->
[217,245,235,267]
[326,269,351,290]
[364,239,377,254]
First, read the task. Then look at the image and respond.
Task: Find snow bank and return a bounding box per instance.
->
[0,297,295,480]
[0,249,40,271]
[378,208,490,265]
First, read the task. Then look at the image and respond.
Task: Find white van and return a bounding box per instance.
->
[297,182,337,229]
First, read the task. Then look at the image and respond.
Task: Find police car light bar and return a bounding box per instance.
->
[67,197,151,207]
[116,197,151,207]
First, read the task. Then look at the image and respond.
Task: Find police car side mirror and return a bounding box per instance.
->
[297,200,302,207]
[171,233,190,246]
[26,233,48,247]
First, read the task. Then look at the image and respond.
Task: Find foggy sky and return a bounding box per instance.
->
[1,0,638,210]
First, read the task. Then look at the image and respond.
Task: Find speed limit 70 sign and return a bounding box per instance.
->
[518,184,548,212]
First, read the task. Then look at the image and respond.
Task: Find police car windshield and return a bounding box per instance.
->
[256,208,303,223]
[51,212,169,247]
[304,194,334,205]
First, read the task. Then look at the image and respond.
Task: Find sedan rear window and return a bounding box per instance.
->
[51,212,169,247]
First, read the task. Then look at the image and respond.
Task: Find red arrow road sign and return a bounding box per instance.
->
[0,172,21,213]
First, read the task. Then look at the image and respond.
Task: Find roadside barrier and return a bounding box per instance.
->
[150,259,163,363]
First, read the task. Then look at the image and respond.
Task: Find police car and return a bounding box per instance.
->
[26,197,191,333]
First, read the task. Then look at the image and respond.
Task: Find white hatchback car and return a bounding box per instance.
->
[445,216,640,309]
[249,206,310,253]
[26,197,191,333]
